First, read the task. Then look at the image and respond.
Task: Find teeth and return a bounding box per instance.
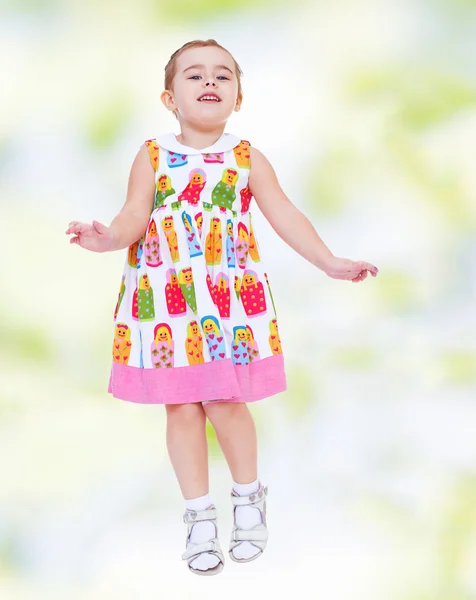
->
[199,96,219,101]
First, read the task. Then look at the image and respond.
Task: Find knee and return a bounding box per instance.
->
[165,402,206,428]
[204,401,246,424]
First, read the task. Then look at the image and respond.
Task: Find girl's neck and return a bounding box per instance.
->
[176,123,226,151]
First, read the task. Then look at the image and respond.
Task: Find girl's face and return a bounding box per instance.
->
[162,46,241,126]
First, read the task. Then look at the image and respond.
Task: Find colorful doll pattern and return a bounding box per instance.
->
[268,318,282,355]
[167,151,188,169]
[112,323,132,364]
[165,269,187,317]
[233,140,251,169]
[226,219,235,267]
[137,274,155,321]
[151,323,174,368]
[114,275,126,320]
[201,316,226,361]
[109,133,286,406]
[249,219,260,262]
[182,211,202,257]
[144,219,163,267]
[240,270,267,317]
[128,238,143,268]
[236,222,249,269]
[246,325,260,362]
[205,217,222,265]
[212,168,239,210]
[231,326,250,366]
[179,168,206,205]
[213,273,230,319]
[155,174,176,209]
[185,320,205,365]
[179,267,197,314]
[163,216,180,262]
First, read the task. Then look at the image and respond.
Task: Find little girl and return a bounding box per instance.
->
[66,39,379,576]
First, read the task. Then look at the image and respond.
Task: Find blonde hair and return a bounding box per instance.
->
[164,39,243,99]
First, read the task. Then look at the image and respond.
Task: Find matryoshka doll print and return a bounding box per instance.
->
[206,273,218,306]
[162,216,180,263]
[127,237,143,268]
[145,139,159,171]
[205,217,222,266]
[234,275,241,300]
[200,316,226,362]
[165,268,187,317]
[240,186,252,214]
[144,219,163,267]
[167,151,188,169]
[240,270,267,317]
[137,274,155,322]
[150,323,174,368]
[268,318,282,355]
[182,211,202,258]
[113,275,126,320]
[211,168,239,210]
[226,219,235,267]
[112,323,132,364]
[231,325,250,366]
[178,168,206,206]
[195,212,203,239]
[246,325,260,362]
[155,174,176,209]
[236,222,249,269]
[233,140,251,169]
[179,267,197,314]
[264,272,277,315]
[203,152,224,164]
[213,272,230,319]
[185,320,205,365]
[249,218,260,262]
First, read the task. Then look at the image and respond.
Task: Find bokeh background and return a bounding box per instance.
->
[2,0,476,598]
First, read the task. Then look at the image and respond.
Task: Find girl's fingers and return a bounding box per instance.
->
[362,262,378,274]
[70,236,79,244]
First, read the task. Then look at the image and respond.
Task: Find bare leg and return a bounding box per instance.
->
[165,402,221,572]
[165,402,209,499]
[202,402,258,484]
[203,401,262,560]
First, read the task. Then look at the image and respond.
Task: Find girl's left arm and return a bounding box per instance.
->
[248,147,378,282]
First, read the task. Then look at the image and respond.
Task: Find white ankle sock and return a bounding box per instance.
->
[232,478,262,560]
[185,493,220,572]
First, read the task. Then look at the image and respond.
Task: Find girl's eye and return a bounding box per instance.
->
[217,76,229,80]
[189,75,201,80]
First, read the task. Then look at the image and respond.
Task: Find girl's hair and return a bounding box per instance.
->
[164,39,243,99]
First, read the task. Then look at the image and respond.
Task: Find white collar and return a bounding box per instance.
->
[155,132,241,155]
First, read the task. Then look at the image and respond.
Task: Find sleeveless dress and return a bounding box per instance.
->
[108,132,287,405]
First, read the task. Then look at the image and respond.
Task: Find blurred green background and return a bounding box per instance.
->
[1,0,476,598]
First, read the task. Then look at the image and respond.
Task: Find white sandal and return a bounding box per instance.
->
[229,482,269,563]
[181,505,225,576]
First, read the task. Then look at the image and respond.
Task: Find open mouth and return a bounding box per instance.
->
[197,93,221,102]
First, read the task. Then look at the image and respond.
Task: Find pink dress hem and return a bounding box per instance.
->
[108,353,286,405]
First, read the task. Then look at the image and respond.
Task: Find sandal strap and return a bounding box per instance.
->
[183,506,217,524]
[230,524,268,543]
[230,484,268,506]
[181,538,223,561]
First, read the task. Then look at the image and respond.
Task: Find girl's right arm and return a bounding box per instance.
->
[66,144,155,252]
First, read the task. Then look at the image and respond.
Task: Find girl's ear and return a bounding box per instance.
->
[161,89,176,112]
[234,93,243,112]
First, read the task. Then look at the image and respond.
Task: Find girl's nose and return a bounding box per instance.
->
[205,80,217,87]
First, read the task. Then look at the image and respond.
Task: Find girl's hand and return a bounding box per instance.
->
[65,220,114,253]
[324,256,379,282]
